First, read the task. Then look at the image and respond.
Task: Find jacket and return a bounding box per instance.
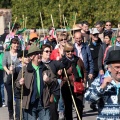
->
[98,43,108,71]
[89,39,102,72]
[61,55,87,86]
[74,43,94,74]
[15,61,58,109]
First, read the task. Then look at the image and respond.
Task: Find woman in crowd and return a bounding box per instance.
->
[2,37,20,120]
[61,43,87,120]
[50,32,68,120]
[98,34,112,75]
[41,44,64,120]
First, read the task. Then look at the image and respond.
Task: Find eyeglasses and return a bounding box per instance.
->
[66,50,74,53]
[111,65,120,72]
[106,24,111,26]
[43,50,52,53]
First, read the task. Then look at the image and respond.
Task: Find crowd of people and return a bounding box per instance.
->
[0,20,120,120]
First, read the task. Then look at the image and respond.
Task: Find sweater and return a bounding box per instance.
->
[85,76,120,120]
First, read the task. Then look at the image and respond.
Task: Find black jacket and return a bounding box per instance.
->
[98,43,108,71]
[89,39,102,72]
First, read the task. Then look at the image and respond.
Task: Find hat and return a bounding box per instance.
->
[106,50,120,64]
[91,28,99,34]
[71,24,81,31]
[27,43,41,56]
[29,33,38,40]
[17,50,28,58]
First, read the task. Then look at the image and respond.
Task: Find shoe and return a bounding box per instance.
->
[90,104,98,111]
[9,114,14,120]
[59,112,64,120]
[2,102,7,107]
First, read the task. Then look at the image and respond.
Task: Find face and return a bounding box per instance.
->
[108,63,120,82]
[19,57,30,64]
[59,37,67,47]
[82,24,89,32]
[91,34,99,41]
[95,24,103,33]
[74,32,83,45]
[117,36,120,43]
[30,52,41,63]
[104,36,111,44]
[65,49,74,59]
[42,47,51,60]
[11,41,19,50]
[105,22,112,30]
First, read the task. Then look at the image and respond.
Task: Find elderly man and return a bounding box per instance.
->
[74,31,94,85]
[16,43,59,120]
[85,50,120,119]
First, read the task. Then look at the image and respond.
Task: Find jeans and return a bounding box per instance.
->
[23,99,50,120]
[4,83,13,115]
[57,79,64,112]
[0,70,5,105]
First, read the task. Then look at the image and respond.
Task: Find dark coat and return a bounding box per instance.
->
[15,61,58,109]
[89,39,102,72]
[98,43,108,71]
[61,55,87,86]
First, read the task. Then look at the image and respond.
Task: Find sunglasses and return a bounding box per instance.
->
[43,50,52,53]
[60,39,67,42]
[66,50,74,53]
[106,24,111,26]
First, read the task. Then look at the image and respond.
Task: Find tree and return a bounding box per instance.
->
[10,0,120,28]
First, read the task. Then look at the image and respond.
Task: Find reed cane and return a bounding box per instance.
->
[64,68,81,120]
[11,55,16,120]
[20,16,26,120]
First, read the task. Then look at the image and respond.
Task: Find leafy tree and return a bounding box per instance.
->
[10,0,120,28]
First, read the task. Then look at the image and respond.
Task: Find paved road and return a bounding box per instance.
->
[0,101,97,120]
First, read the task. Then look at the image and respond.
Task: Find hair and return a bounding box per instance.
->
[82,21,89,26]
[10,37,20,45]
[64,43,74,52]
[105,21,112,25]
[41,44,52,52]
[95,21,104,27]
[104,33,112,39]
[11,23,20,32]
[57,33,68,42]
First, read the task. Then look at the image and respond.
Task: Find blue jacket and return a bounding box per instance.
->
[74,43,94,74]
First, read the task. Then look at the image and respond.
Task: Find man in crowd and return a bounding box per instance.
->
[81,21,90,44]
[85,50,120,119]
[74,31,94,86]
[16,43,58,120]
[95,21,104,42]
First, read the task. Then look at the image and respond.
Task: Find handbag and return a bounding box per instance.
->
[74,65,84,94]
[74,80,84,94]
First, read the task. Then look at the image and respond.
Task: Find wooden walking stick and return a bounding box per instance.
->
[40,12,45,38]
[11,17,17,32]
[10,54,16,120]
[64,68,81,120]
[51,14,54,28]
[20,16,27,120]
[59,4,62,27]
